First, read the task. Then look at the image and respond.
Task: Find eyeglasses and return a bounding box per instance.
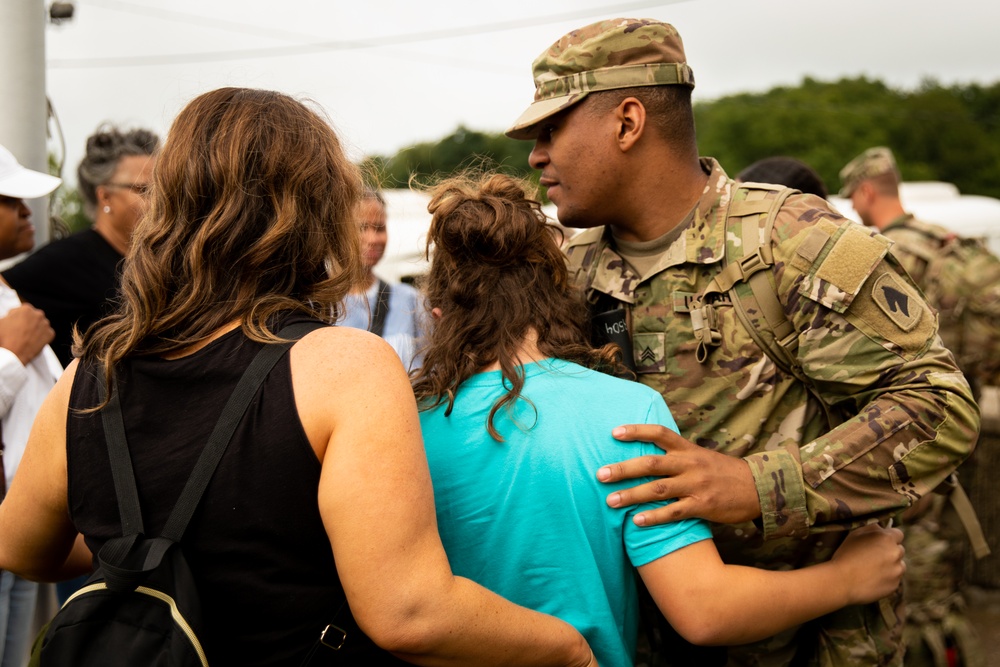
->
[105,182,151,197]
[0,195,23,209]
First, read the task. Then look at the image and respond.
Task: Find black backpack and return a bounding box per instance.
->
[30,321,332,667]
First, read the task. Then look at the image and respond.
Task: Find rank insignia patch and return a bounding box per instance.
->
[632,332,666,373]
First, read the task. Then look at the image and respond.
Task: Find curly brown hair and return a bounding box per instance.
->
[411,172,622,441]
[77,87,365,401]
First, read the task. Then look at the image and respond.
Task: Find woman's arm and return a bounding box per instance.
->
[293,327,595,667]
[638,523,905,646]
[0,360,89,581]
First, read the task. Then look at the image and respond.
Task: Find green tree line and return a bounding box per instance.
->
[49,75,1000,238]
[694,76,1000,199]
[360,125,537,190]
[362,76,1000,199]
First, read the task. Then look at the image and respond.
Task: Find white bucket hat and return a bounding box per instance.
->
[0,144,61,199]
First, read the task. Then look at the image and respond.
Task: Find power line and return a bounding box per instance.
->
[77,0,340,44]
[50,0,689,69]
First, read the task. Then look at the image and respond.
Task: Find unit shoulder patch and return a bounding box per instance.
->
[871,272,920,332]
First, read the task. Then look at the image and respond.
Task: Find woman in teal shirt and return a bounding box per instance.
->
[412,172,907,667]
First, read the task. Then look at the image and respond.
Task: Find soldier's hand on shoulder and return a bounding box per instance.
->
[598,424,761,526]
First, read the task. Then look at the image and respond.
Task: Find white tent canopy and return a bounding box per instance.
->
[379,182,1000,284]
[376,189,434,285]
[830,182,1000,254]
[376,188,559,284]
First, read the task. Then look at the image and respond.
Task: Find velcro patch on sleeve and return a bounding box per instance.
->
[795,226,831,265]
[815,224,888,298]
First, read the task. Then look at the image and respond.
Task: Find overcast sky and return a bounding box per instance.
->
[44,0,1000,184]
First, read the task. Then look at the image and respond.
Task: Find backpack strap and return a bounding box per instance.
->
[692,184,799,372]
[691,184,841,427]
[885,217,955,264]
[100,387,145,540]
[368,280,391,338]
[99,320,327,563]
[939,474,991,559]
[726,186,803,378]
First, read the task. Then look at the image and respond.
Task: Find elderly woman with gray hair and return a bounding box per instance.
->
[2,125,159,367]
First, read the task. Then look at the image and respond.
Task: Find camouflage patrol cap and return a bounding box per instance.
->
[838,146,900,197]
[506,18,694,140]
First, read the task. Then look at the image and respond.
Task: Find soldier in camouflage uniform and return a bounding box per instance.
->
[841,147,988,667]
[840,146,1000,397]
[506,18,981,667]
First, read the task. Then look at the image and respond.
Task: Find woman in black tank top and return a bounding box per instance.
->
[0,88,595,667]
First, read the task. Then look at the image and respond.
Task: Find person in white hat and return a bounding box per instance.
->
[0,144,61,202]
[2,126,158,367]
[0,144,60,260]
[0,143,62,667]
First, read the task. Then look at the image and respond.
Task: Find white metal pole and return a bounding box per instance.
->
[0,0,52,248]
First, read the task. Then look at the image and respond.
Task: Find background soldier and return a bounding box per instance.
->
[840,146,1000,399]
[841,146,996,667]
[506,18,980,666]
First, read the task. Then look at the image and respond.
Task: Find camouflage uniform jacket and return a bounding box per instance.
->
[878,216,988,667]
[564,159,980,666]
[878,214,950,282]
[878,214,978,388]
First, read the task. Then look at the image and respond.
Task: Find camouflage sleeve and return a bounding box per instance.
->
[745,207,980,538]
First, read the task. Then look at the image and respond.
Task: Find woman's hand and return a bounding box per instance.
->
[830,524,906,605]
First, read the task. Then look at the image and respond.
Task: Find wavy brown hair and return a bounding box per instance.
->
[411,172,622,441]
[77,87,365,400]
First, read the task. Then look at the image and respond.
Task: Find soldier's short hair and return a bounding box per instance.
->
[583,85,695,147]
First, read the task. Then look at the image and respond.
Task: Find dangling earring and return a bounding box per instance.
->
[103,205,111,214]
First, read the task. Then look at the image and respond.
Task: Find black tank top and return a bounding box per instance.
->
[67,316,405,666]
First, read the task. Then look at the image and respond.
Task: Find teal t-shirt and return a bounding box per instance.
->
[419,358,712,667]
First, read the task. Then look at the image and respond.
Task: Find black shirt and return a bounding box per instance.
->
[67,318,406,665]
[2,228,124,366]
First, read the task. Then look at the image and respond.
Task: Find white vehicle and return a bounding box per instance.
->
[379,182,1000,285]
[830,182,1000,254]
[377,188,559,285]
[376,189,434,285]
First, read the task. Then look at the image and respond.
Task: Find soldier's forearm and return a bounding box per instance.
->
[790,370,977,535]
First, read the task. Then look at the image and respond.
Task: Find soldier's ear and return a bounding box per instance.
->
[858,181,876,202]
[614,97,646,152]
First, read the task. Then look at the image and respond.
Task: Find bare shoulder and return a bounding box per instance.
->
[289,326,416,453]
[48,358,80,411]
[34,359,80,446]
[291,325,407,381]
